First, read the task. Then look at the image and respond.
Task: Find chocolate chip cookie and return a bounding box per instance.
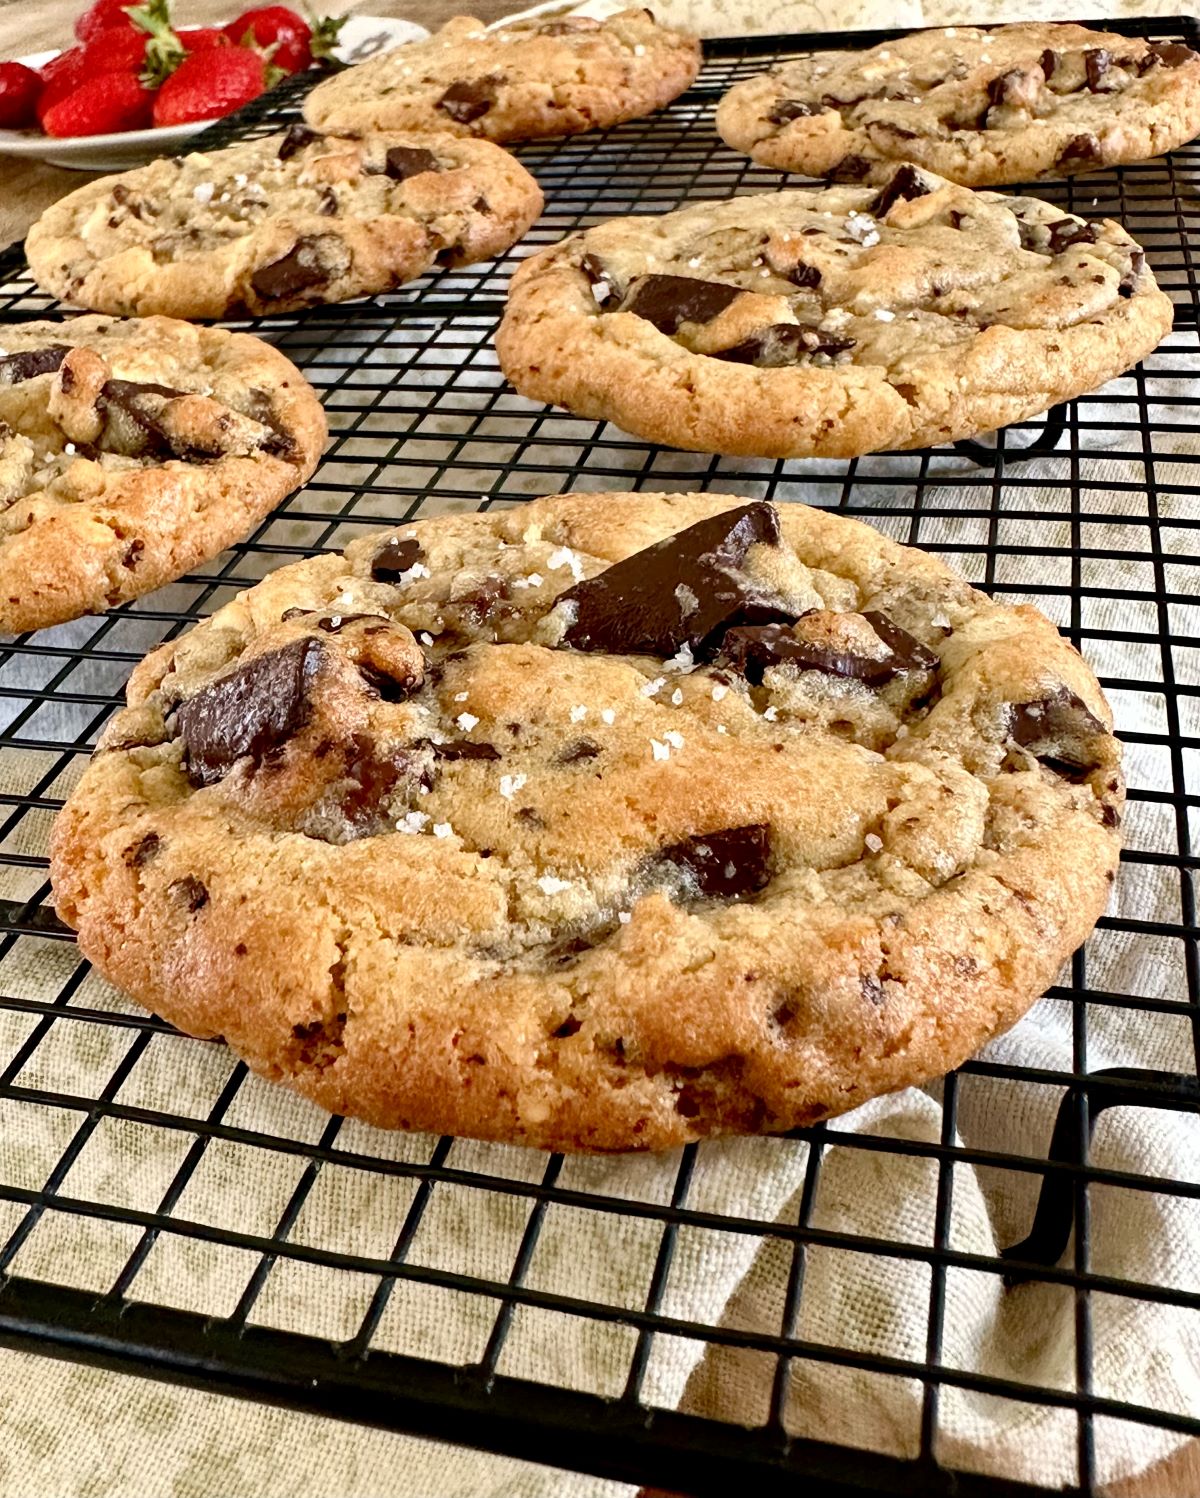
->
[26,126,544,320]
[716,24,1200,187]
[0,316,325,633]
[496,170,1171,458]
[50,491,1122,1152]
[302,10,700,143]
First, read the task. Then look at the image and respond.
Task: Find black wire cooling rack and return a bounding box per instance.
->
[0,18,1197,1498]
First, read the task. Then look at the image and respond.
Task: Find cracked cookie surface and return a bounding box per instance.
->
[302,10,700,142]
[496,170,1171,458]
[716,24,1200,187]
[51,491,1122,1151]
[26,127,544,320]
[0,315,325,633]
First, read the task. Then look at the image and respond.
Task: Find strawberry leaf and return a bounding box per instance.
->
[304,7,348,62]
[129,0,185,87]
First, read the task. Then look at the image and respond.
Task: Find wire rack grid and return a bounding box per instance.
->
[0,19,1196,1498]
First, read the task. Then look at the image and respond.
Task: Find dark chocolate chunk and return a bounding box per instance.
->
[170,875,209,912]
[0,345,70,386]
[124,831,161,869]
[1101,802,1121,829]
[122,539,144,570]
[1119,248,1145,297]
[1008,687,1107,778]
[712,324,854,368]
[1044,217,1099,255]
[861,974,884,1005]
[358,662,419,704]
[337,733,414,830]
[767,98,819,124]
[98,378,190,460]
[1059,133,1101,166]
[1040,47,1059,78]
[552,1014,583,1037]
[242,387,299,461]
[871,163,934,217]
[455,574,511,625]
[437,75,502,124]
[619,274,742,334]
[581,251,620,305]
[385,145,440,181]
[250,234,346,302]
[278,123,321,160]
[1085,48,1116,92]
[431,739,501,761]
[175,637,322,786]
[317,187,338,217]
[558,738,600,764]
[828,154,872,181]
[316,612,390,633]
[556,501,792,659]
[370,537,423,580]
[657,824,771,900]
[1139,41,1198,71]
[788,262,822,289]
[717,612,937,687]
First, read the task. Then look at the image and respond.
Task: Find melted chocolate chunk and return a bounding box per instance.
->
[316,612,390,633]
[718,612,937,687]
[657,824,771,899]
[170,875,209,912]
[558,738,600,764]
[1119,248,1145,297]
[557,501,791,659]
[0,345,70,386]
[871,164,933,217]
[175,637,322,786]
[788,262,821,290]
[385,145,440,181]
[712,324,854,368]
[243,387,298,460]
[124,831,161,868]
[1040,47,1059,79]
[437,75,502,124]
[1139,41,1198,71]
[250,235,345,302]
[1085,49,1117,92]
[431,739,501,761]
[337,733,414,830]
[278,123,321,160]
[1044,217,1099,255]
[371,537,423,580]
[1008,688,1107,778]
[1059,133,1101,166]
[828,154,872,181]
[98,378,192,459]
[987,68,1028,106]
[767,99,819,124]
[580,251,620,305]
[358,662,418,704]
[619,275,742,334]
[456,575,511,625]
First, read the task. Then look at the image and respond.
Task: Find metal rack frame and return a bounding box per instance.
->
[0,20,1196,1496]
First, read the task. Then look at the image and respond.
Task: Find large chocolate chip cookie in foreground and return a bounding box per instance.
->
[496,173,1170,459]
[51,492,1122,1151]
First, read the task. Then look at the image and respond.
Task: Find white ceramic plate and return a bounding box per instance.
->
[0,15,429,171]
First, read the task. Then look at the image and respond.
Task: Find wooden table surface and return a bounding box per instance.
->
[0,1,1195,1493]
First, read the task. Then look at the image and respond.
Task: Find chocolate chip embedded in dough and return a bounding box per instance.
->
[1058,132,1101,166]
[871,164,934,217]
[169,875,209,912]
[987,68,1028,107]
[1139,41,1198,71]
[656,824,771,899]
[1040,47,1060,79]
[317,187,338,217]
[370,537,423,580]
[1085,49,1118,93]
[278,123,321,160]
[581,251,621,306]
[1007,687,1108,778]
[1044,217,1099,255]
[437,75,503,124]
[556,501,791,659]
[431,740,502,761]
[717,612,937,686]
[788,262,821,290]
[557,738,600,764]
[712,324,854,368]
[767,99,820,124]
[827,154,873,181]
[618,274,742,334]
[385,145,441,181]
[315,612,391,633]
[1119,248,1145,297]
[0,345,70,386]
[250,234,350,302]
[175,637,323,787]
[124,831,162,868]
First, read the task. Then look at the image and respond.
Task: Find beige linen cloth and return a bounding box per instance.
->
[1,5,1199,1496]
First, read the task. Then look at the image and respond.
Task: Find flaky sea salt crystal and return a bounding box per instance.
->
[193,182,215,204]
[500,773,527,799]
[664,730,685,749]
[570,705,588,722]
[865,833,883,853]
[650,739,670,761]
[641,676,666,697]
[712,684,728,702]
[601,708,616,725]
[433,823,453,838]
[456,712,479,731]
[538,875,572,895]
[671,688,683,706]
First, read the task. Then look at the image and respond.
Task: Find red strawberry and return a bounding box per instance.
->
[178,28,230,53]
[84,25,149,73]
[42,70,153,137]
[37,46,91,124]
[75,0,137,44]
[0,62,42,129]
[152,47,264,126]
[224,5,344,74]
